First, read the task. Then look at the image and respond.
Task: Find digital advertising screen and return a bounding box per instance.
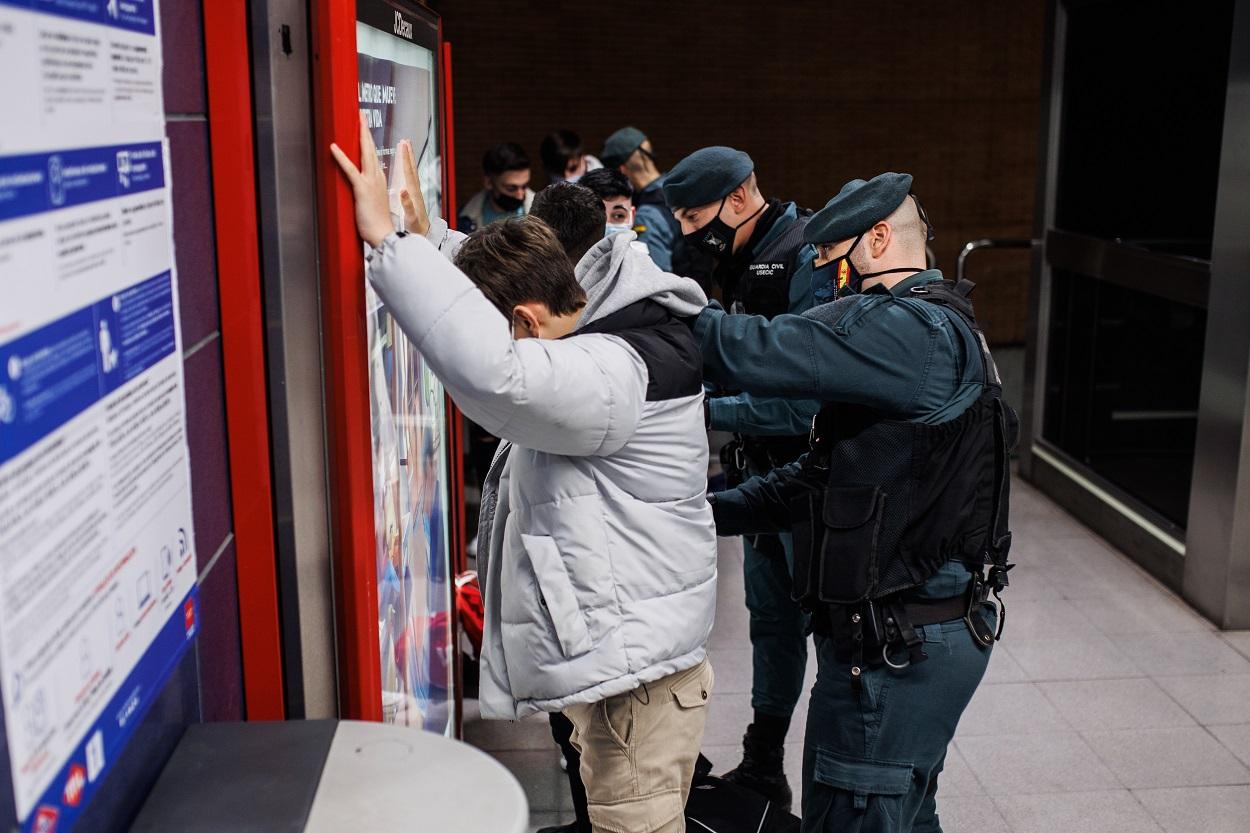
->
[355,0,454,736]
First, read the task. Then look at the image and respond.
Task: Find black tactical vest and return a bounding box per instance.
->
[728,203,813,320]
[790,280,1017,609]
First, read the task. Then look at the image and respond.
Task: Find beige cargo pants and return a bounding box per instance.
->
[564,658,714,833]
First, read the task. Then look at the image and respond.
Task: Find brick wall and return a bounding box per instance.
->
[437,0,1045,343]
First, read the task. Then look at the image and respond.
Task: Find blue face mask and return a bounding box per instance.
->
[605,223,632,237]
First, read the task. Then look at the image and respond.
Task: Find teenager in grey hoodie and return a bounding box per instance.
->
[333,120,717,833]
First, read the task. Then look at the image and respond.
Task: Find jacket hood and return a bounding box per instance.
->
[574,232,707,327]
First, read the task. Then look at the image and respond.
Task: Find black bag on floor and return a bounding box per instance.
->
[685,755,801,833]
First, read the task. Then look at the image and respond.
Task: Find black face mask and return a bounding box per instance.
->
[492,190,524,212]
[683,196,767,260]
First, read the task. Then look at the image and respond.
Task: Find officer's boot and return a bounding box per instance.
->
[722,721,793,814]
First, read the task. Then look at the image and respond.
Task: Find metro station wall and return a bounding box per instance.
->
[438,0,1045,344]
[62,2,246,830]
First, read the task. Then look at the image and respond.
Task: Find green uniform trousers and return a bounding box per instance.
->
[801,616,993,833]
[743,531,809,718]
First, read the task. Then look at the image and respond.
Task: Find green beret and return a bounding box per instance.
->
[804,172,914,245]
[600,126,647,168]
[662,146,755,209]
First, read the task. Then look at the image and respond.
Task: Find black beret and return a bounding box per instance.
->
[662,146,754,209]
[803,172,914,244]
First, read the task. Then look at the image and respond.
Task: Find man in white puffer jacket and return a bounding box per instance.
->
[333,122,717,833]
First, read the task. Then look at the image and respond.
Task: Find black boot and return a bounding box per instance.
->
[722,722,793,815]
[535,825,583,833]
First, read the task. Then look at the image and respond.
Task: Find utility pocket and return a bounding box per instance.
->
[521,534,593,659]
[789,491,819,604]
[816,485,886,604]
[808,748,914,826]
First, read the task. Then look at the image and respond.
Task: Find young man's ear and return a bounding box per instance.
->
[483,174,494,192]
[511,304,543,339]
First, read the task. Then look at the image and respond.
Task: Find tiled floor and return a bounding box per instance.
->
[464,476,1250,832]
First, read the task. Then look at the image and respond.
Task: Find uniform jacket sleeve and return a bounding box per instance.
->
[367,232,646,457]
[712,456,820,535]
[707,393,820,436]
[634,203,674,271]
[692,300,935,414]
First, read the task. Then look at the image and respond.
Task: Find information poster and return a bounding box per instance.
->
[0,2,199,831]
[356,0,454,736]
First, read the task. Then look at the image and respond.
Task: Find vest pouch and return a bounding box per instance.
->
[817,485,886,604]
[789,491,820,604]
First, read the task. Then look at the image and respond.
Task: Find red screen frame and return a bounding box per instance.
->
[311,0,460,723]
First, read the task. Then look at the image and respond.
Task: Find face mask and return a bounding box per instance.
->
[492,191,524,212]
[605,223,632,237]
[683,196,767,259]
[809,260,837,304]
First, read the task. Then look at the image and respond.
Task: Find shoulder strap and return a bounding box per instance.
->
[909,280,1001,393]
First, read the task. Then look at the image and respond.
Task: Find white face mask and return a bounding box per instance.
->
[605,223,632,237]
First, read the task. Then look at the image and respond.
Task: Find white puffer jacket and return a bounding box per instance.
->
[367,224,718,719]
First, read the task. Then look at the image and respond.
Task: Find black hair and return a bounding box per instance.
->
[539,129,585,179]
[453,217,586,317]
[529,182,606,266]
[481,142,530,177]
[579,168,633,202]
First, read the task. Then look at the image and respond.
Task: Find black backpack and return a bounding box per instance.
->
[685,755,801,833]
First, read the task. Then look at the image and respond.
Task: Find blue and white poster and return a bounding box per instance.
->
[0,2,199,832]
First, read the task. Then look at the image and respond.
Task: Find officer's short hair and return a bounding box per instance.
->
[482,142,530,177]
[454,217,587,318]
[579,168,633,202]
[529,182,606,265]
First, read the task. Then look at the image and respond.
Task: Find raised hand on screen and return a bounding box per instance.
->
[329,112,394,248]
[399,140,431,237]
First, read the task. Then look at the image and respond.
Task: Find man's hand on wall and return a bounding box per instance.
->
[330,112,394,248]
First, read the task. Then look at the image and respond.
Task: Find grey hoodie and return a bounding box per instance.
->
[369,220,717,719]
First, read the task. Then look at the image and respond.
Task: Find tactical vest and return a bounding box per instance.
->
[790,279,1017,671]
[730,204,814,320]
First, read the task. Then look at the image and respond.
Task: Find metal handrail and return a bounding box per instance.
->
[956,238,1039,282]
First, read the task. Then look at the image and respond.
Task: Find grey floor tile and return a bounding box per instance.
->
[982,643,1030,684]
[996,790,1162,833]
[528,811,569,832]
[1001,598,1102,640]
[956,732,1119,795]
[493,749,576,812]
[1221,630,1250,661]
[1209,724,1250,768]
[1081,592,1213,636]
[1039,678,1196,732]
[705,648,754,695]
[1081,727,1250,789]
[1156,675,1250,725]
[703,691,754,747]
[936,744,984,798]
[956,682,1070,737]
[1112,632,1250,677]
[1007,634,1143,681]
[1134,785,1250,833]
[933,795,1010,832]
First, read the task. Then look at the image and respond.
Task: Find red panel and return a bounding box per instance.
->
[438,35,468,739]
[201,0,285,720]
[310,0,383,722]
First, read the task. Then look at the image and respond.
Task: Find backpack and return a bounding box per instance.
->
[685,755,801,833]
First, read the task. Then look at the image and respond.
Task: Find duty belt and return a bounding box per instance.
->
[830,564,1011,693]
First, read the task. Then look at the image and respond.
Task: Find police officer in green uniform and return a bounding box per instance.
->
[662,146,831,812]
[697,173,1015,832]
